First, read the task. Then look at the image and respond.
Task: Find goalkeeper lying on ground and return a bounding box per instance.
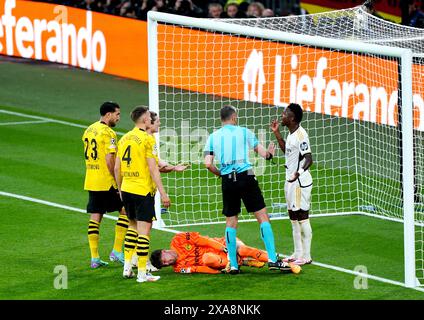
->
[149,232,300,274]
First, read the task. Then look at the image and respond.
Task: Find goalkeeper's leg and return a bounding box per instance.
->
[238,243,267,268]
[237,244,268,262]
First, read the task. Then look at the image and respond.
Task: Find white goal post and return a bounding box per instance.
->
[147,9,418,287]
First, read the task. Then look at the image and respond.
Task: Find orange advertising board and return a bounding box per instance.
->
[0,0,149,81]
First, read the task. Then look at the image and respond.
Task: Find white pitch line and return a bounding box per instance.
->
[0,191,181,233]
[0,120,52,126]
[278,253,424,292]
[0,191,117,222]
[0,109,87,129]
[1,190,423,293]
[0,109,125,135]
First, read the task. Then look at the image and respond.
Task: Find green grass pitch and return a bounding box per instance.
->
[0,57,423,300]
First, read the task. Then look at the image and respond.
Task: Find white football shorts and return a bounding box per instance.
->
[284,179,312,212]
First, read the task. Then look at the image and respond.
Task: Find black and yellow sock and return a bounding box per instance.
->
[113,214,129,252]
[88,219,100,259]
[137,235,150,274]
[124,228,138,263]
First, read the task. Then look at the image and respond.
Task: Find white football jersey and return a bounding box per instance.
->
[285,125,312,186]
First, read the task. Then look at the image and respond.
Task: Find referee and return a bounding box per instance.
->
[204,105,292,273]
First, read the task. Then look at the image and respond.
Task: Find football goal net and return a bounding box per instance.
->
[148,5,424,288]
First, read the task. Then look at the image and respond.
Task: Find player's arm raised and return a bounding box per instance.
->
[270,119,286,152]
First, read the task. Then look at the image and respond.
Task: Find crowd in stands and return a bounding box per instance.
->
[33,0,306,20]
[32,0,424,28]
[406,0,424,28]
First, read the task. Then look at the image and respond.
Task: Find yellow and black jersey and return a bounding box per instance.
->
[82,121,118,191]
[118,128,158,196]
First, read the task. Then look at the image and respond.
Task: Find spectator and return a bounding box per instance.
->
[77,0,103,12]
[104,0,121,14]
[291,3,308,16]
[32,0,329,21]
[363,0,394,22]
[408,0,424,28]
[279,8,292,17]
[119,1,137,18]
[246,2,264,18]
[170,0,204,17]
[191,0,222,15]
[153,0,168,12]
[208,2,223,18]
[138,0,169,20]
[238,1,249,16]
[224,0,249,12]
[262,8,274,17]
[222,3,246,18]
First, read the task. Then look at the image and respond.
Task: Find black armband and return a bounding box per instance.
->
[266,153,273,161]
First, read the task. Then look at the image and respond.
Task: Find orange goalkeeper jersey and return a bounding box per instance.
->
[171,232,227,274]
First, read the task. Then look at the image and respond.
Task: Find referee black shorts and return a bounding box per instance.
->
[121,191,156,222]
[87,187,123,214]
[221,169,266,217]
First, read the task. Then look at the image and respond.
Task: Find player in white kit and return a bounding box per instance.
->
[271,103,313,266]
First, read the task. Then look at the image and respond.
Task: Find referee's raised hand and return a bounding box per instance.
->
[267,141,276,156]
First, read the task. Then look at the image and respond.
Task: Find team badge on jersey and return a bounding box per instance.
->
[109,138,117,149]
[300,142,309,151]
